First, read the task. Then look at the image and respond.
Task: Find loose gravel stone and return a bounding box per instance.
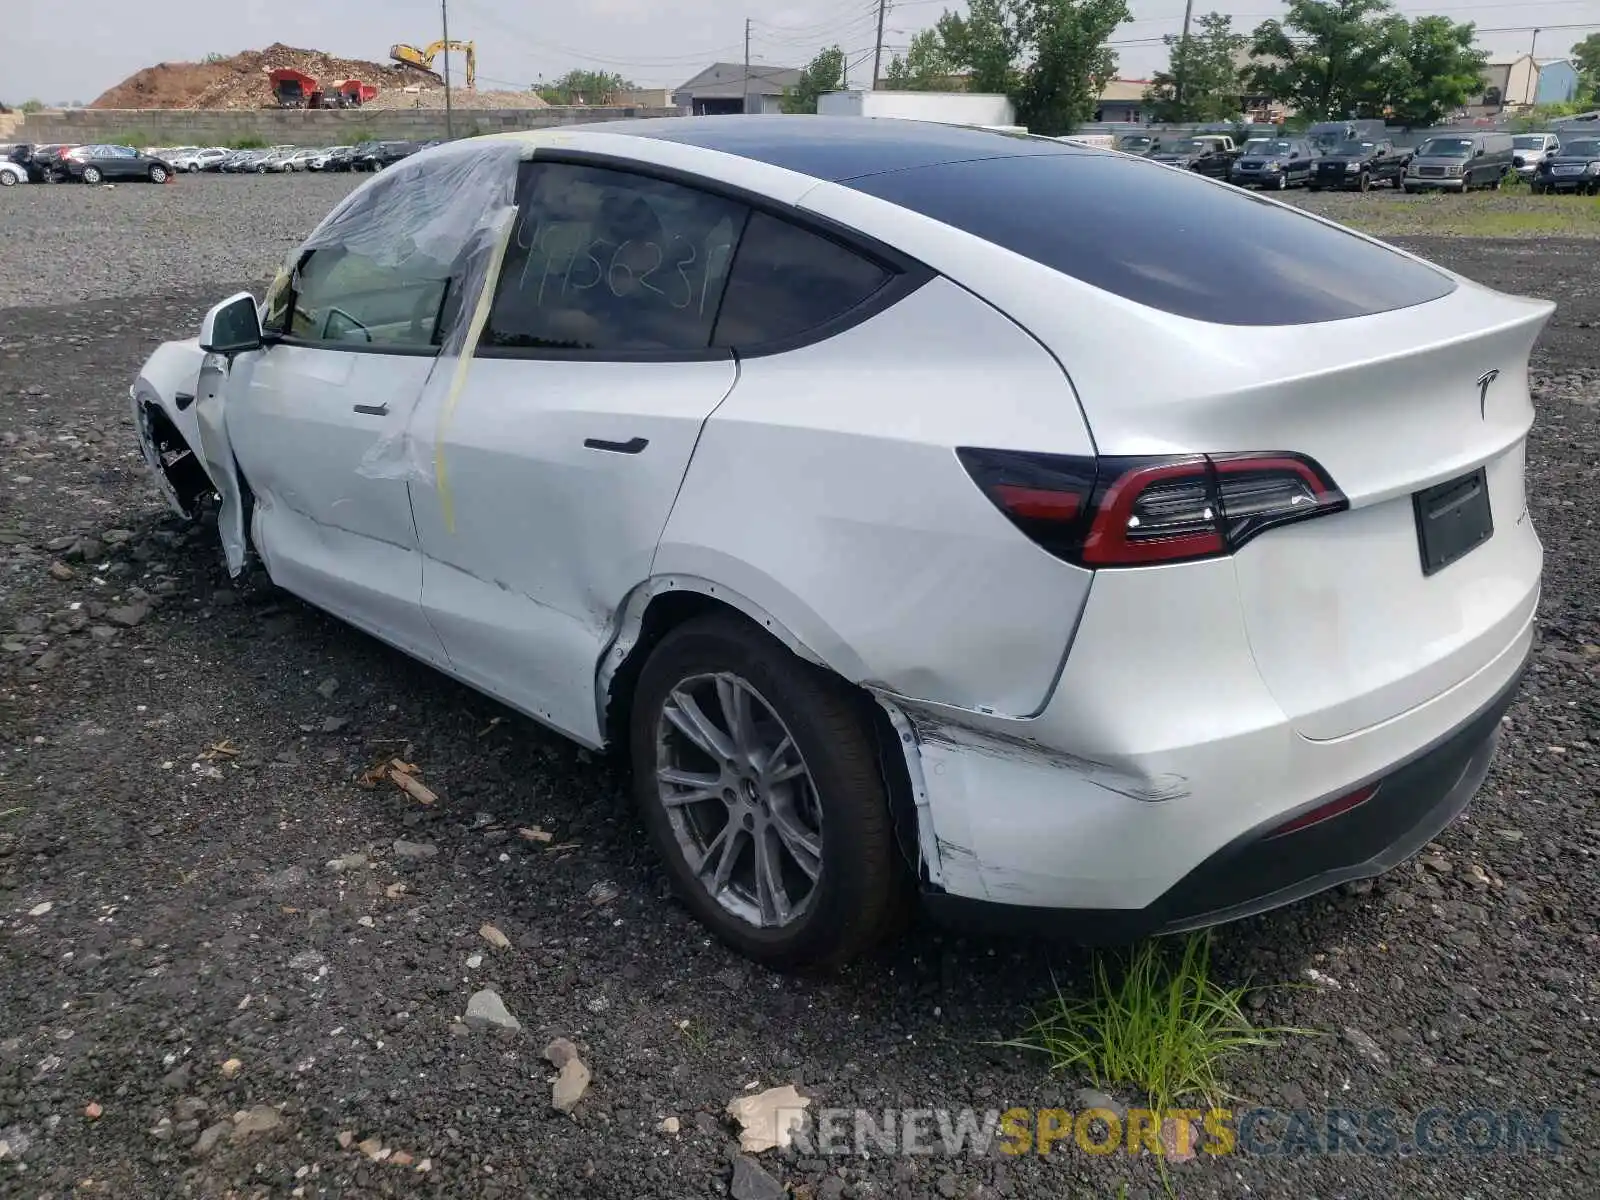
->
[464,989,519,1033]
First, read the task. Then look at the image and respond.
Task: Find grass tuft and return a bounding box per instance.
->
[1006,933,1311,1113]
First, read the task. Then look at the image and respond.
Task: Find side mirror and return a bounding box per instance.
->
[1474,147,1485,157]
[200,292,263,357]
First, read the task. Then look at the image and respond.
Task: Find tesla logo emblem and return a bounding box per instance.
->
[1477,369,1500,419]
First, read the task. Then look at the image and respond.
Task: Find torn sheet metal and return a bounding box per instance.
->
[277,139,525,490]
[878,692,1195,907]
[193,352,249,577]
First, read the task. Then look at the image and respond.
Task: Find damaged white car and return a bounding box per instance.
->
[132,119,1548,967]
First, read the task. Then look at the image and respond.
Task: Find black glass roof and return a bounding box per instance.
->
[593,114,1086,182]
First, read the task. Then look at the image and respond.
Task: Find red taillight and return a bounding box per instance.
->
[1266,783,1379,839]
[956,448,1347,568]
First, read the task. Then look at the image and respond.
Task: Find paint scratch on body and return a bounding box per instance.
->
[902,706,1190,804]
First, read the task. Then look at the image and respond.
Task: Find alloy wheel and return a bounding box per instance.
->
[654,671,824,930]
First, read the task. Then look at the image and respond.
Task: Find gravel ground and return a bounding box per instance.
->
[0,175,1597,1199]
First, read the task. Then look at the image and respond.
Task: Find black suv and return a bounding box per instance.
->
[357,141,418,172]
[1310,139,1411,191]
[1531,137,1600,194]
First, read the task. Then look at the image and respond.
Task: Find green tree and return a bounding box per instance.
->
[884,28,957,90]
[1384,16,1487,126]
[1144,12,1247,122]
[1246,0,1400,120]
[781,45,846,113]
[534,70,634,105]
[20,98,44,114]
[934,0,1130,134]
[1574,33,1600,104]
[935,0,1020,95]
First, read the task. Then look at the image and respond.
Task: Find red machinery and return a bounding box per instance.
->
[268,68,323,109]
[333,79,378,107]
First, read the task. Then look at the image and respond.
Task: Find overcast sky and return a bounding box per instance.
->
[10,0,1599,106]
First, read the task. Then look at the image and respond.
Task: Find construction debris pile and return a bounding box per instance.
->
[362,87,549,111]
[90,43,428,110]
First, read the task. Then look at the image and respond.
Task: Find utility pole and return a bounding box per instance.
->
[872,0,887,91]
[743,18,752,113]
[1173,0,1195,110]
[1530,27,1541,57]
[441,0,454,139]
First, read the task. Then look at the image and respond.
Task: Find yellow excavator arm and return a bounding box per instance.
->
[388,40,476,89]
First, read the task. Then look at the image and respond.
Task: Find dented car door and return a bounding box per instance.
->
[407,160,748,745]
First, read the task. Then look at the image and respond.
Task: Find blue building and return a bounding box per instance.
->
[1536,60,1581,105]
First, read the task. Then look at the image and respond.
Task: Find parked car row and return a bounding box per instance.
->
[1,142,174,184]
[0,139,442,189]
[161,141,436,174]
[1114,129,1597,196]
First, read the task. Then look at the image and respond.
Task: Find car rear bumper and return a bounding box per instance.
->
[920,651,1524,943]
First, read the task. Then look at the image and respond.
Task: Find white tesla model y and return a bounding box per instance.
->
[131,118,1548,967]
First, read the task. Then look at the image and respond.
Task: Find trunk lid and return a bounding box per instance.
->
[1070,281,1552,739]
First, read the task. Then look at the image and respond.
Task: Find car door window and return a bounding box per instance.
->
[710,211,893,351]
[482,162,748,355]
[273,246,453,350]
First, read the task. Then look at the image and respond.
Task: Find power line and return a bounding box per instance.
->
[455,0,743,68]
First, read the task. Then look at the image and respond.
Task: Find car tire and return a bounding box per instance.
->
[80,166,102,185]
[630,614,910,970]
[0,170,15,187]
[1308,185,1321,193]
[188,162,201,173]
[1274,174,1287,191]
[256,164,269,173]
[1357,172,1371,193]
[149,165,168,184]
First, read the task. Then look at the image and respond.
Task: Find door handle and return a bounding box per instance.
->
[583,436,648,455]
[353,403,389,417]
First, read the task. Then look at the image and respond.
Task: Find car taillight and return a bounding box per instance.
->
[956,448,1347,568]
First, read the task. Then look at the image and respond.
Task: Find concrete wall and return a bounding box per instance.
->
[19,105,681,145]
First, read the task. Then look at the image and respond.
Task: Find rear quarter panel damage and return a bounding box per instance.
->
[655,276,1097,720]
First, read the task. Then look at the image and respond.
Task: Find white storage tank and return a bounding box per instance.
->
[817,90,1016,127]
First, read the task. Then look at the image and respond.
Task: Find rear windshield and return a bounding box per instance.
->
[844,152,1456,326]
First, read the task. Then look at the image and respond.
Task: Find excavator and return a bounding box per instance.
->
[389,41,477,90]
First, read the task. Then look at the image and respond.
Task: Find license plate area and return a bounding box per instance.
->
[1413,467,1493,576]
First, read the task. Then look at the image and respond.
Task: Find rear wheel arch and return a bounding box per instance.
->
[600,578,831,753]
[599,580,925,878]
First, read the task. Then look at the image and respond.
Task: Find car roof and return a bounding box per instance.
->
[499,115,1091,183]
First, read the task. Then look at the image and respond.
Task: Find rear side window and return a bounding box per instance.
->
[846,152,1456,325]
[485,162,748,354]
[712,211,892,349]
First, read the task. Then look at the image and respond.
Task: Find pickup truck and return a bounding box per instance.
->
[1150,135,1240,179]
[1308,138,1413,191]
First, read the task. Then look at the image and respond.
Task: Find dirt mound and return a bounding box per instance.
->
[90,43,435,110]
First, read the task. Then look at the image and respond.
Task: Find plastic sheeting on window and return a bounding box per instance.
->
[272,138,524,489]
